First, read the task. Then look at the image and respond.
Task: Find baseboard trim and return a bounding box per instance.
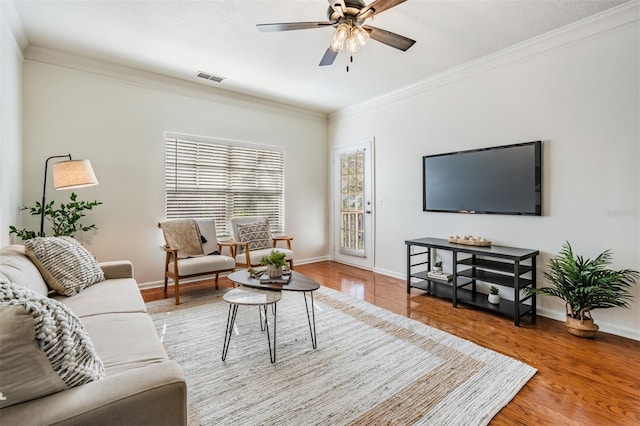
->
[536,307,639,341]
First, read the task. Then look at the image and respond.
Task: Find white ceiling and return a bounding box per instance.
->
[12,0,628,113]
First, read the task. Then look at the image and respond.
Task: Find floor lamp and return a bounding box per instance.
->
[40,154,99,237]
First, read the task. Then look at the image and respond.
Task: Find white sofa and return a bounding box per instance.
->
[0,244,187,425]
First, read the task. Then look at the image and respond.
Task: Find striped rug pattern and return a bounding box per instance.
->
[147,286,536,425]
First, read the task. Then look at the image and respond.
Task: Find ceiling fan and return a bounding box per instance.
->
[257,0,416,68]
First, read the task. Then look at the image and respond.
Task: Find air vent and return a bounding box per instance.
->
[196,71,225,83]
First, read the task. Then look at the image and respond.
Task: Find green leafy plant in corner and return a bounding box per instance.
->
[490,285,500,296]
[526,241,639,322]
[9,192,103,240]
[260,250,287,268]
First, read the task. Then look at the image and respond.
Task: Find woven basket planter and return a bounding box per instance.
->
[565,315,599,338]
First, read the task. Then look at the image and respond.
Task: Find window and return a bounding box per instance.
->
[165,134,285,238]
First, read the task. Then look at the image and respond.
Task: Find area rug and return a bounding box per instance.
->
[147,286,536,425]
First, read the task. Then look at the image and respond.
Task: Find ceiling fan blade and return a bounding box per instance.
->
[363,25,416,51]
[319,48,339,66]
[257,21,334,32]
[357,0,407,18]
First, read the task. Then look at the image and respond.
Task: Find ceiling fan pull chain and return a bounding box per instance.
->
[346,55,354,72]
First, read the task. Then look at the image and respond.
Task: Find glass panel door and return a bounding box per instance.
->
[340,150,365,256]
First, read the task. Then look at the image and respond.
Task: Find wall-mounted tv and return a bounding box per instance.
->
[423,141,542,216]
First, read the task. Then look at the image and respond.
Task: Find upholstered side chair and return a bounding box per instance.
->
[158,219,236,304]
[229,216,294,269]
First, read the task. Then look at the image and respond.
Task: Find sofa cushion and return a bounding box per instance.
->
[0,245,49,297]
[24,237,105,296]
[236,220,272,252]
[80,313,169,376]
[0,280,105,408]
[54,278,147,318]
[0,306,66,408]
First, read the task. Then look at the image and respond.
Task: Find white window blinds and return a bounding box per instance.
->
[165,136,285,238]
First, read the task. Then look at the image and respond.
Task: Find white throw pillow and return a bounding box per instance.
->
[0,280,105,408]
[24,237,105,296]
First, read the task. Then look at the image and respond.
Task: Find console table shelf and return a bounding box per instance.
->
[406,237,539,326]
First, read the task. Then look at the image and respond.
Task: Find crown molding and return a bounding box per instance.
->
[2,1,28,51]
[23,46,327,123]
[329,0,639,123]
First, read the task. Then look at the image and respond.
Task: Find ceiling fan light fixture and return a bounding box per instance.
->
[351,25,369,47]
[345,35,360,54]
[329,22,350,52]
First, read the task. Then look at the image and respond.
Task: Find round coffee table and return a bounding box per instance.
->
[227,270,320,349]
[222,287,282,363]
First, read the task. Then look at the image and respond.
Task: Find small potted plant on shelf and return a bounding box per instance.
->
[433,259,443,272]
[488,286,500,304]
[260,250,287,278]
[526,242,639,338]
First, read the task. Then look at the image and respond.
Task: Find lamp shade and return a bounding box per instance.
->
[52,159,98,190]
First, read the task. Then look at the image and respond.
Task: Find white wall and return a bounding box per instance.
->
[328,5,639,339]
[21,55,328,284]
[0,2,24,247]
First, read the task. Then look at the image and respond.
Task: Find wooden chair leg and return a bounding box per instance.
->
[174,278,180,305]
[288,259,294,270]
[215,273,219,290]
[164,275,169,298]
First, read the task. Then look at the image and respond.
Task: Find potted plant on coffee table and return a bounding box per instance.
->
[261,250,287,278]
[526,242,639,338]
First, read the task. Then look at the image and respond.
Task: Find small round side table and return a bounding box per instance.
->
[222,287,282,363]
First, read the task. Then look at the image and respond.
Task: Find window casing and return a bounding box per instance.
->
[165,135,285,238]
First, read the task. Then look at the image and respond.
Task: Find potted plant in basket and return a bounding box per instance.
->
[526,242,639,338]
[488,286,500,304]
[261,250,287,278]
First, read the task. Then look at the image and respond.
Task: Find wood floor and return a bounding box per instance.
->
[142,261,640,426]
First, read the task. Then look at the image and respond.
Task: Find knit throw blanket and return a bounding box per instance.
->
[160,219,204,258]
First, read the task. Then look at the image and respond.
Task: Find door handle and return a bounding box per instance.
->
[365,210,371,214]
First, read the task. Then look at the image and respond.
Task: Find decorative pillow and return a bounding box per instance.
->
[0,280,105,408]
[236,221,272,253]
[24,237,105,296]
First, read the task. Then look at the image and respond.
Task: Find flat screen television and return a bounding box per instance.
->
[423,141,542,216]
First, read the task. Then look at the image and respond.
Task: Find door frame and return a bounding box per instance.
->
[332,139,374,270]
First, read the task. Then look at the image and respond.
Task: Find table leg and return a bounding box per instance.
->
[263,304,277,363]
[222,304,238,361]
[303,291,317,349]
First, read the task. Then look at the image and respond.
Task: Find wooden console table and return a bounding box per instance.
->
[405,237,539,326]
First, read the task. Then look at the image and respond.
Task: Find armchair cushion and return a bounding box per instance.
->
[235,248,294,267]
[24,237,105,297]
[169,255,235,277]
[195,219,221,255]
[235,221,272,252]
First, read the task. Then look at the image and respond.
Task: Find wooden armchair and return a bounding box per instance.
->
[229,217,294,269]
[158,219,235,305]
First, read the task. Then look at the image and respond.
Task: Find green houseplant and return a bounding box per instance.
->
[488,285,500,304]
[261,250,287,278]
[9,192,102,240]
[433,259,443,272]
[527,242,639,338]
